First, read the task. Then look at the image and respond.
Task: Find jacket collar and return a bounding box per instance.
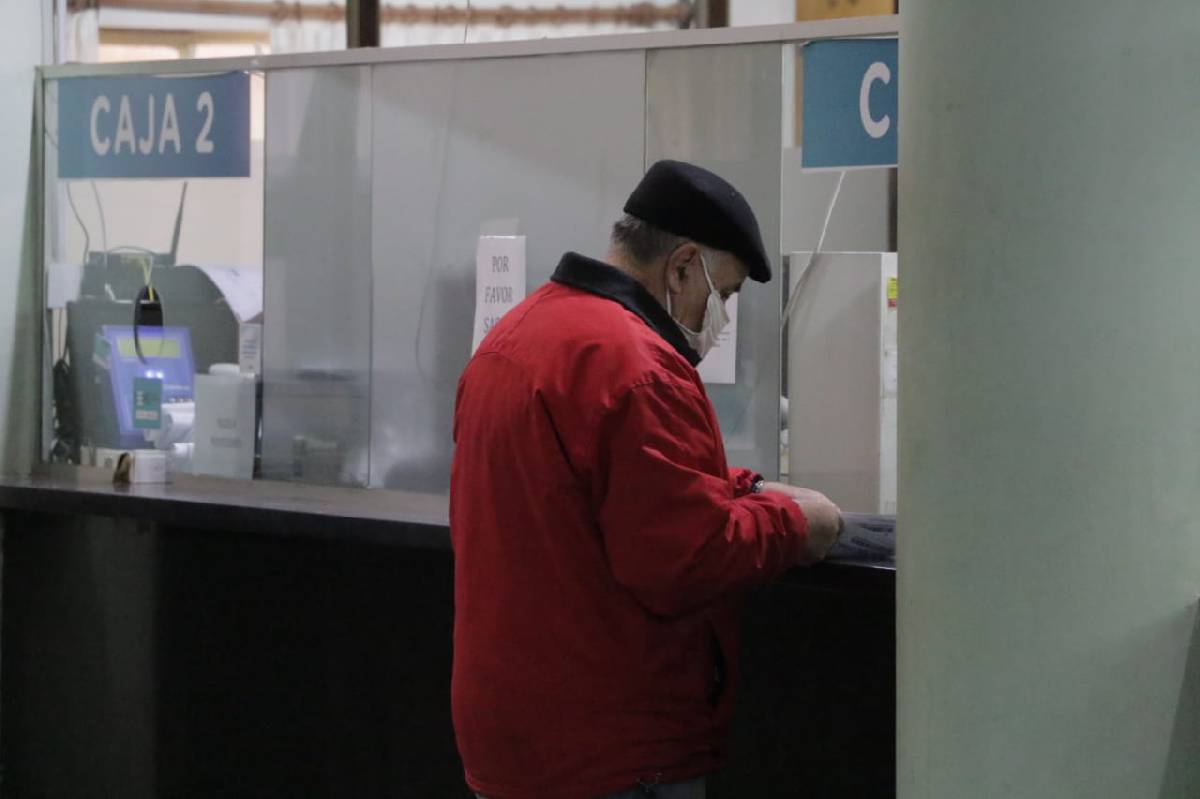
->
[551,252,700,367]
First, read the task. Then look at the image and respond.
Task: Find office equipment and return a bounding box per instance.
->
[787,251,897,514]
[56,180,242,461]
[92,325,195,450]
[66,295,237,454]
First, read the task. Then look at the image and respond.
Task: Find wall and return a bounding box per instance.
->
[900,2,1200,797]
[729,0,793,27]
[73,0,680,60]
[0,1,50,475]
[729,0,895,26]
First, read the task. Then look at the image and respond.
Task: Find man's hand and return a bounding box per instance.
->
[761,483,843,563]
[759,481,811,499]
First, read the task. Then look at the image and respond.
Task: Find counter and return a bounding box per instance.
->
[0,469,895,591]
[0,468,894,798]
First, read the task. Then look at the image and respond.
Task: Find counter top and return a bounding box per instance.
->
[0,468,894,593]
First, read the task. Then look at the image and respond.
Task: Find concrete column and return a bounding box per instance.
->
[899,3,1200,797]
[0,0,50,475]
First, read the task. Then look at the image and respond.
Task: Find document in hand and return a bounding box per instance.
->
[827,513,895,562]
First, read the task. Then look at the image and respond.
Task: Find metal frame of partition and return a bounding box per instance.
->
[33,15,900,492]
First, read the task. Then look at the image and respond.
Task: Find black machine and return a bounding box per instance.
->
[53,184,240,460]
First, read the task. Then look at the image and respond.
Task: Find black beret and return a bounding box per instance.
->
[623,160,772,283]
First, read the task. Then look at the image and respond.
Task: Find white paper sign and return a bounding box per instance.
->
[696,294,739,384]
[238,322,262,376]
[472,235,526,353]
[195,264,263,322]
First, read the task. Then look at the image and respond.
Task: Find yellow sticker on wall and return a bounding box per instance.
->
[887,277,898,308]
[797,0,895,22]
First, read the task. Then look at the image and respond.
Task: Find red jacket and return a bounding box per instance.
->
[450,253,810,799]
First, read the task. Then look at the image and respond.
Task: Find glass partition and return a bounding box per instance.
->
[261,66,373,486]
[645,43,785,480]
[37,28,899,503]
[367,51,646,493]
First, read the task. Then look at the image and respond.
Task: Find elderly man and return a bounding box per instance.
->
[450,160,842,799]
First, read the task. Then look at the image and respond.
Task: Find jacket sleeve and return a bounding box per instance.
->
[594,378,809,619]
[729,467,761,497]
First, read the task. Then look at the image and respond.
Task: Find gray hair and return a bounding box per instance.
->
[609,213,687,267]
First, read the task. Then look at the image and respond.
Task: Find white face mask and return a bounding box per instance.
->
[666,251,731,360]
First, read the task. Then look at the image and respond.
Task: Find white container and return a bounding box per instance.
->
[193,364,256,479]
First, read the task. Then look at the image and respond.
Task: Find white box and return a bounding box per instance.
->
[193,366,256,480]
[129,451,168,484]
[787,252,897,514]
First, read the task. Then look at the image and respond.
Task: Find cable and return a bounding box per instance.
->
[140,256,155,300]
[105,245,160,300]
[90,180,109,269]
[98,246,159,300]
[86,243,162,300]
[63,181,90,265]
[134,282,165,362]
[463,0,472,43]
[51,354,80,463]
[783,169,845,323]
[51,101,79,452]
[813,171,845,261]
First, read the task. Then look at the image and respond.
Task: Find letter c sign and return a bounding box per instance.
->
[860,61,892,140]
[802,38,897,169]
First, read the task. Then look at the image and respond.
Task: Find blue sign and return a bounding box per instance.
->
[802,39,898,169]
[58,72,250,179]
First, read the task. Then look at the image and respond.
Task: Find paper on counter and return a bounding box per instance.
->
[696,294,738,385]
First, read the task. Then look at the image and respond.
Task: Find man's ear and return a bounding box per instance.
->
[664,242,700,293]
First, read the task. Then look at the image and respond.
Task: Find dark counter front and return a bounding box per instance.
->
[0,471,895,799]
